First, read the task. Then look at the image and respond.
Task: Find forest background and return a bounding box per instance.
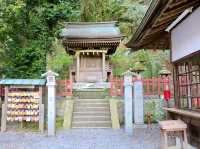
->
[0,0,170,79]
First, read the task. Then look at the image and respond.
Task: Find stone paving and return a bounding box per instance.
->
[0,128,161,149]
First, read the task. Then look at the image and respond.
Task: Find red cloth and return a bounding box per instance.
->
[164,90,171,101]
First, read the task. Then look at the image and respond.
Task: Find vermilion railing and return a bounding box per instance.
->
[57,80,73,97]
[109,77,124,97]
[142,77,173,96]
[109,77,174,97]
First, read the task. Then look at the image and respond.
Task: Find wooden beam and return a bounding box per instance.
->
[168,0,189,9]
[164,108,200,119]
[139,43,169,50]
[144,23,171,37]
[153,0,199,28]
[153,14,178,28]
[136,33,170,49]
[141,31,169,43]
[162,1,199,18]
[78,49,108,54]
[1,86,8,132]
[135,40,169,50]
[152,0,174,26]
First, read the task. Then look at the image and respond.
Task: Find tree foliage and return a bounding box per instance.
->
[0,0,169,79]
[0,0,79,78]
[47,40,73,79]
[111,48,170,78]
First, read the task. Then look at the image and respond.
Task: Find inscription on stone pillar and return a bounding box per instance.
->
[123,70,133,135]
[133,79,144,125]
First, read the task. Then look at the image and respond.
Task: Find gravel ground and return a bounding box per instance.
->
[0,128,161,149]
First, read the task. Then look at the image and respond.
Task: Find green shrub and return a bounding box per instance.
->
[144,99,165,123]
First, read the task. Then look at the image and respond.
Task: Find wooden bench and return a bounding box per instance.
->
[159,120,188,149]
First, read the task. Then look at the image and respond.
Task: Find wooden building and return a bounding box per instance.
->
[127,0,200,148]
[60,22,121,83]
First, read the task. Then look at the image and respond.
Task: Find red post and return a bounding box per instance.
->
[117,77,122,96]
[110,77,114,96]
[157,78,161,95]
[121,79,124,96]
[66,80,72,96]
[146,79,150,96]
[152,78,155,95]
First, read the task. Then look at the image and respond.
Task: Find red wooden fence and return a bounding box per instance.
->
[57,80,73,97]
[142,77,172,96]
[109,77,174,97]
[110,77,124,97]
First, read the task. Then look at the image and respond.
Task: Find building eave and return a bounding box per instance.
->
[126,0,200,51]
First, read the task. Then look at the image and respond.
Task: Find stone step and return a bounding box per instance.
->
[72,121,112,128]
[74,102,109,107]
[72,97,111,128]
[74,99,108,102]
[73,107,110,112]
[74,103,109,109]
[73,115,111,121]
[73,90,107,99]
[73,112,111,117]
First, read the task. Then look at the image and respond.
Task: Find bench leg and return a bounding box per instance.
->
[163,131,168,149]
[183,130,188,149]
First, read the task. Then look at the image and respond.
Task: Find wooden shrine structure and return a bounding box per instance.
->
[60,22,121,82]
[127,0,200,148]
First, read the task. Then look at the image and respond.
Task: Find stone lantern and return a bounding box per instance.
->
[131,61,146,80]
[159,64,171,78]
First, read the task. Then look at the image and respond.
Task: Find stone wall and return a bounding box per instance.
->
[114,97,169,125]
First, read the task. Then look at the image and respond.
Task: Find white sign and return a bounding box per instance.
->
[171,7,200,62]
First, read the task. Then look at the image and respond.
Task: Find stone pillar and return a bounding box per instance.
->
[123,70,133,135]
[42,70,58,136]
[102,52,106,82]
[133,76,144,125]
[76,52,80,82]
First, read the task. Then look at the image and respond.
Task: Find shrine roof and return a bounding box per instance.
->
[60,22,121,55]
[126,0,200,51]
[60,22,121,39]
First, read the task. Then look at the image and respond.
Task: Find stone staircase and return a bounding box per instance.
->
[72,98,112,128]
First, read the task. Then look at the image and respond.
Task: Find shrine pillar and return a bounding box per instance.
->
[102,52,106,82]
[76,51,80,82]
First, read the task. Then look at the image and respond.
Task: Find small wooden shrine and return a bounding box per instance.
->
[60,22,121,82]
[0,79,45,133]
[127,0,200,148]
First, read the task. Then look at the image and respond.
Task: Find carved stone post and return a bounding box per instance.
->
[133,75,144,125]
[123,70,133,135]
[42,70,58,136]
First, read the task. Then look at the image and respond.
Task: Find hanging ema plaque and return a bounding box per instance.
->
[7,91,40,122]
[0,79,45,133]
